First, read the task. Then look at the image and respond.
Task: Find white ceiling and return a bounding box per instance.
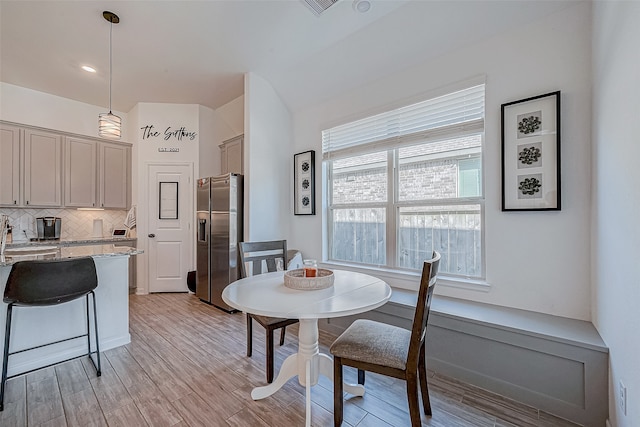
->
[0,1,580,113]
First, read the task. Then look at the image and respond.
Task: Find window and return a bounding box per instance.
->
[323,84,484,279]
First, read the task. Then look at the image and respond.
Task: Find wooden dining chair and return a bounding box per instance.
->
[238,240,299,383]
[330,251,441,427]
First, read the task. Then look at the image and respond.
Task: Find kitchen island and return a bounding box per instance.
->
[6,236,139,293]
[0,245,141,377]
[5,236,137,248]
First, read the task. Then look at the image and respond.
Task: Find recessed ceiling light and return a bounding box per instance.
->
[353,0,371,13]
[82,65,97,73]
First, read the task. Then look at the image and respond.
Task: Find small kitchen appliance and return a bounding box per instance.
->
[36,217,61,240]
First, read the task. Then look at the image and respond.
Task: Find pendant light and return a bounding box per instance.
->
[98,11,121,139]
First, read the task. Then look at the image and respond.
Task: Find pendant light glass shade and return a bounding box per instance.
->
[99,112,122,139]
[99,11,121,139]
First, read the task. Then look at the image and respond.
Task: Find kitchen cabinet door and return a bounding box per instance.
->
[0,124,21,206]
[99,142,130,209]
[23,129,63,207]
[220,135,243,175]
[65,137,97,207]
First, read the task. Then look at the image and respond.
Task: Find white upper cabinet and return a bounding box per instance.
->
[23,129,63,207]
[0,124,21,206]
[0,122,131,210]
[65,137,98,208]
[99,141,130,209]
[65,137,130,209]
[220,135,243,175]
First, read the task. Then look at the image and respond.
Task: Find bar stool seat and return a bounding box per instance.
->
[1,257,102,411]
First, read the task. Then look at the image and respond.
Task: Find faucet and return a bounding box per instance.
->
[0,215,9,255]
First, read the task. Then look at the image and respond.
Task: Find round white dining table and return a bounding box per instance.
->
[222,269,391,427]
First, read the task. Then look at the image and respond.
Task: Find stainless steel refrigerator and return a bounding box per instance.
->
[196,173,243,312]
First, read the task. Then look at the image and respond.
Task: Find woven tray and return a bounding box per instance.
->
[284,268,334,290]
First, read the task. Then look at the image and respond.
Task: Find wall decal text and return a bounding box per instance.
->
[141,125,197,141]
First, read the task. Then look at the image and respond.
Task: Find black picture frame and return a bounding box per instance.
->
[159,181,179,219]
[501,91,561,211]
[294,150,315,215]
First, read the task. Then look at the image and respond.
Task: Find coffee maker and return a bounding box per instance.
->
[36,217,61,240]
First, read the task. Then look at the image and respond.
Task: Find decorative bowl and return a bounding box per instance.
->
[284,268,334,290]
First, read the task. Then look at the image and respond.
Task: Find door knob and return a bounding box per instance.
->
[148,233,156,238]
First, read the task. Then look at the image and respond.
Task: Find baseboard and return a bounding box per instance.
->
[6,333,130,378]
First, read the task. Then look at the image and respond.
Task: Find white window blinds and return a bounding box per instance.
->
[322,84,485,160]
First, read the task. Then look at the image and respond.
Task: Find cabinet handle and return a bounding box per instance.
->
[26,201,29,205]
[148,233,156,238]
[13,200,16,205]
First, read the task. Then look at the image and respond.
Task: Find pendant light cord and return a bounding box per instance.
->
[99,11,120,139]
[108,17,113,114]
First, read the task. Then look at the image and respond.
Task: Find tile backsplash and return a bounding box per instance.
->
[0,208,128,241]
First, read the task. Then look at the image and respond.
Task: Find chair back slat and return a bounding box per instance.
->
[251,259,262,275]
[239,240,287,278]
[407,251,440,368]
[4,257,98,306]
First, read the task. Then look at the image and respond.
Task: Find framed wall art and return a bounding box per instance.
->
[294,150,315,215]
[501,91,561,211]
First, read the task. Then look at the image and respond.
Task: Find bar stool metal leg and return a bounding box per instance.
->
[1,303,14,412]
[88,291,101,376]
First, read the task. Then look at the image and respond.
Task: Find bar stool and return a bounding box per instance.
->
[1,257,102,411]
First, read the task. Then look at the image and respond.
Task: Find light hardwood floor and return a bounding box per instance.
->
[0,293,581,427]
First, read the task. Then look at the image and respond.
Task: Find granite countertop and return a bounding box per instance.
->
[0,244,143,267]
[6,236,137,249]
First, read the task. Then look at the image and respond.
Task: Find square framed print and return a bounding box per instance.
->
[294,150,315,215]
[501,91,561,211]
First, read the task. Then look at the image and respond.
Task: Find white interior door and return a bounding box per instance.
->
[147,163,193,292]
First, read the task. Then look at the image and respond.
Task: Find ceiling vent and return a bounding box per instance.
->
[301,0,340,16]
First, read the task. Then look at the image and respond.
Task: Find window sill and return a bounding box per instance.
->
[319,260,491,293]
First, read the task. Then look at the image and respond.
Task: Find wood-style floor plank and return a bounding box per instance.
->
[26,371,64,426]
[81,356,135,416]
[103,402,149,427]
[60,387,107,427]
[54,359,92,396]
[0,376,26,425]
[230,385,307,426]
[37,415,67,427]
[0,293,583,426]
[187,375,247,417]
[135,395,184,427]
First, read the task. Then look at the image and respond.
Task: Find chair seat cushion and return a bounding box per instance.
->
[330,319,410,370]
[251,314,293,326]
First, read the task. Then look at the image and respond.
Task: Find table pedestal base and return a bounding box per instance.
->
[250,319,365,426]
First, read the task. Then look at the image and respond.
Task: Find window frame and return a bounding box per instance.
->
[323,83,486,282]
[326,137,485,279]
